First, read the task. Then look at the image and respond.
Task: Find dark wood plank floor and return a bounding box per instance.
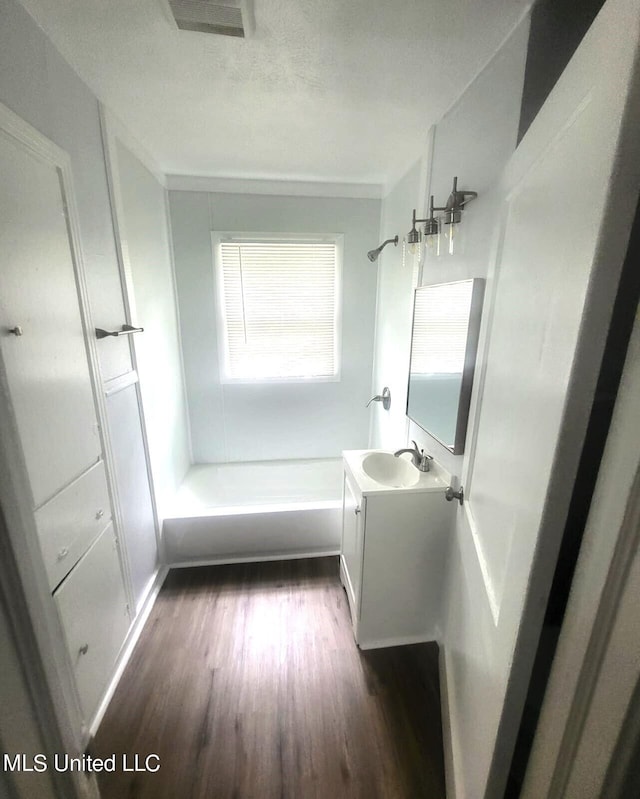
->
[93,557,446,799]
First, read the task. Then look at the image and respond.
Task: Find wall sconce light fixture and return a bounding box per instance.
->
[441,176,477,254]
[408,196,441,254]
[408,176,478,256]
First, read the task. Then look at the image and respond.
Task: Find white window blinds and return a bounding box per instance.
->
[216,237,340,380]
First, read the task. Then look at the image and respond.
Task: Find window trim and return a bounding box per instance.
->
[212,231,343,385]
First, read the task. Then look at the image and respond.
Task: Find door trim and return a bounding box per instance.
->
[99,104,163,560]
[522,310,640,797]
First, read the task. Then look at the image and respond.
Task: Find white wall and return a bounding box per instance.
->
[371,20,530,477]
[369,160,422,450]
[368,14,531,799]
[112,140,191,517]
[412,24,529,476]
[434,22,532,799]
[169,190,381,463]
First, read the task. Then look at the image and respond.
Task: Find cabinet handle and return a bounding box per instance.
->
[78,644,89,657]
[95,509,104,520]
[56,547,69,562]
[354,506,361,515]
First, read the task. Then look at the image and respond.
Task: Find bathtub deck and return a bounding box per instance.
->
[172,459,343,514]
[163,459,344,566]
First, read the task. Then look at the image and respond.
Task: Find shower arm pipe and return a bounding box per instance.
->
[367,235,399,262]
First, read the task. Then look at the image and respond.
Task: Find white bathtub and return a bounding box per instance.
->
[163,458,343,566]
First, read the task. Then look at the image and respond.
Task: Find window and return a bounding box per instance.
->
[213,233,341,382]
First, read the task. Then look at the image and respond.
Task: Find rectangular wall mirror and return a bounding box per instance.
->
[406,278,485,454]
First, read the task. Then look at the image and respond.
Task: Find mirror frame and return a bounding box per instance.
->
[406,278,485,454]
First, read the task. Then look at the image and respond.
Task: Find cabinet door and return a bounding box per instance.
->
[0,131,101,507]
[54,524,129,723]
[341,472,365,614]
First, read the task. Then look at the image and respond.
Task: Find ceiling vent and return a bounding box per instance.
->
[168,0,253,38]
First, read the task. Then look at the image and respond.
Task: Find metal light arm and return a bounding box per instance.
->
[443,176,477,224]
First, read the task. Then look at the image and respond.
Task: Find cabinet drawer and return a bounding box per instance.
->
[35,460,111,590]
[54,524,130,723]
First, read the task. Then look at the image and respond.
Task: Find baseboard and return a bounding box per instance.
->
[169,549,340,569]
[358,632,434,651]
[88,565,169,738]
[440,644,459,799]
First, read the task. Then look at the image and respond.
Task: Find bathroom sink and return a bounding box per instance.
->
[360,452,420,488]
[343,449,450,495]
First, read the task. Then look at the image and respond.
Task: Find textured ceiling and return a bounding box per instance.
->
[19,0,531,187]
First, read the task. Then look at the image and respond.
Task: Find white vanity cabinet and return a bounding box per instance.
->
[340,450,454,649]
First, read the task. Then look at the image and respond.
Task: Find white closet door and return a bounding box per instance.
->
[99,112,162,612]
[0,103,133,742]
[106,386,158,610]
[0,133,100,507]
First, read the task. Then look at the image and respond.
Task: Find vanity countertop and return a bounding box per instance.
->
[342,449,451,497]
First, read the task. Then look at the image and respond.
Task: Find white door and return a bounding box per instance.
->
[0,101,130,742]
[444,0,640,797]
[0,132,101,507]
[106,386,158,606]
[99,108,160,611]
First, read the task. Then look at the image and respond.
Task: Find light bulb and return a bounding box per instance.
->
[447,223,456,255]
[408,240,419,255]
[428,235,441,257]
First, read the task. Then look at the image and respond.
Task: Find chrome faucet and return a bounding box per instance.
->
[393,440,433,472]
